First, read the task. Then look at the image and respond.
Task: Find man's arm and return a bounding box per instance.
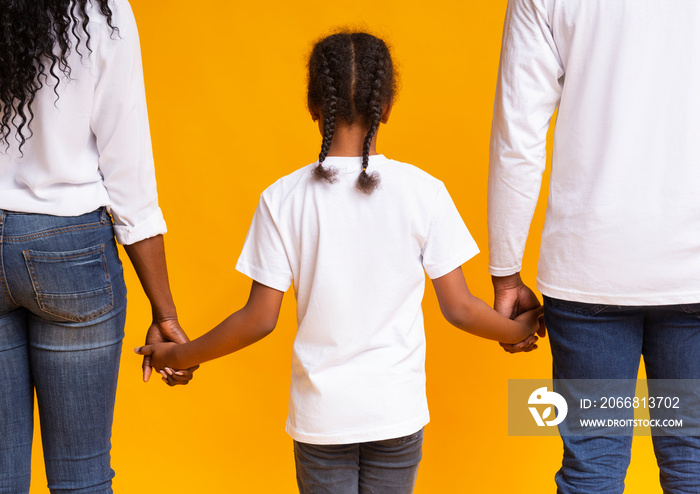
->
[488,0,564,346]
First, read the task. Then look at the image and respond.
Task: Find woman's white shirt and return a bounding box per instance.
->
[0,0,165,245]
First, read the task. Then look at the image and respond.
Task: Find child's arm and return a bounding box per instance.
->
[431,266,542,344]
[135,281,284,372]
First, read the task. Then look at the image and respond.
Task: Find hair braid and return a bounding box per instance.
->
[307,32,395,194]
[356,52,385,194]
[312,51,339,183]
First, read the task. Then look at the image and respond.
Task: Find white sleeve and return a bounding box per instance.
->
[235,193,293,292]
[487,0,564,276]
[90,0,166,245]
[422,184,480,279]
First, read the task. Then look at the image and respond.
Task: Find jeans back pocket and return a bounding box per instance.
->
[23,244,113,323]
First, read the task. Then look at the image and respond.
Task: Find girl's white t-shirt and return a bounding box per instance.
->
[236,155,479,445]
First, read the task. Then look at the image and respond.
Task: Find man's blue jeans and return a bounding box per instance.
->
[294,428,423,494]
[0,209,126,494]
[544,296,700,494]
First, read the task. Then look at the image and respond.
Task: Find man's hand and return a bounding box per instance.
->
[492,273,546,353]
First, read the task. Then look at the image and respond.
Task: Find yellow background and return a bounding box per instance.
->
[28,0,660,492]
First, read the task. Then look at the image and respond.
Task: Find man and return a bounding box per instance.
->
[489,0,700,492]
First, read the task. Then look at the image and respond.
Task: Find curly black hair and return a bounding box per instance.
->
[308,32,396,194]
[0,0,117,152]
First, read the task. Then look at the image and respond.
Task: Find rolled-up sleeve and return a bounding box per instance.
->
[488,0,563,275]
[90,0,166,245]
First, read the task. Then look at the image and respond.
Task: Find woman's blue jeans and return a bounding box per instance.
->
[0,209,126,494]
[294,428,424,494]
[544,296,700,494]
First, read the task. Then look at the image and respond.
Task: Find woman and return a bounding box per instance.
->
[0,0,194,492]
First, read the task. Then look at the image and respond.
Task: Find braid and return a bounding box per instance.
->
[312,51,339,184]
[356,52,385,194]
[307,32,395,193]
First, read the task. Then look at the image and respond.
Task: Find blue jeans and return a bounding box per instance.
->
[294,428,424,494]
[544,296,700,494]
[0,209,126,494]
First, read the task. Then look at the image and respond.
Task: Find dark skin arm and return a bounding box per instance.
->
[137,268,540,372]
[135,281,284,371]
[431,267,543,343]
[123,234,198,384]
[491,272,547,353]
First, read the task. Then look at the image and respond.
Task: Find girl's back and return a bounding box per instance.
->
[236,153,478,443]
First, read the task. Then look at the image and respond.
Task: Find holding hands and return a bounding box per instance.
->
[122,235,199,386]
[141,318,198,386]
[492,273,546,353]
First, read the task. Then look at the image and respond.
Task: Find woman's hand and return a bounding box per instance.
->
[142,318,198,386]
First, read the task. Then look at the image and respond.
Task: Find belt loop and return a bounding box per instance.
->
[0,211,5,225]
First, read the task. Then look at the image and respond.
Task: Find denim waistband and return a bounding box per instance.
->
[0,206,107,216]
[0,208,111,241]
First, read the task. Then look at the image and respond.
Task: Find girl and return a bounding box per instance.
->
[136,31,542,493]
[0,1,195,492]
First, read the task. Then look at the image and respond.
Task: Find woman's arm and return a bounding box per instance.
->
[135,281,284,371]
[431,266,542,344]
[123,234,197,384]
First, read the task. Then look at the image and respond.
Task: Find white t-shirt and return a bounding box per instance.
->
[236,155,479,444]
[488,0,700,305]
[0,0,165,245]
